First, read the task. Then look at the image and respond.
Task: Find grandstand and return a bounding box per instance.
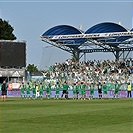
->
[39,22,133,94]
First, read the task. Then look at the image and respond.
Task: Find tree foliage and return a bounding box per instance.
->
[0,18,16,40]
[26,64,38,73]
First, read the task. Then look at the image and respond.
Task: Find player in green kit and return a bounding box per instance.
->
[45,82,51,99]
[54,82,60,99]
[114,81,120,99]
[39,82,44,100]
[79,81,86,100]
[102,82,108,100]
[20,82,26,99]
[90,82,95,99]
[26,82,31,99]
[32,81,36,99]
[72,83,77,100]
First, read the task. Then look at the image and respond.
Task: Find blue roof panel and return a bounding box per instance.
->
[85,22,128,33]
[42,25,85,46]
[43,25,83,36]
[85,22,131,46]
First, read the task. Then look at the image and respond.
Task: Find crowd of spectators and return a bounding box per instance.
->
[41,58,133,86]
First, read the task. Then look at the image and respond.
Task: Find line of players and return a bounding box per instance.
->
[19,80,125,100]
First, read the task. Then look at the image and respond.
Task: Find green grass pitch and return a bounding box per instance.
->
[0,98,133,133]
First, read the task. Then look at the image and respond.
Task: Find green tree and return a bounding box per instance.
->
[0,18,16,40]
[26,64,38,74]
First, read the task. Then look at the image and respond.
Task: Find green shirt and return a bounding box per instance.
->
[21,84,25,94]
[76,84,80,92]
[39,84,44,94]
[72,85,77,94]
[26,84,30,94]
[80,84,86,91]
[102,84,107,91]
[45,84,51,93]
[55,84,60,93]
[115,83,120,91]
[90,84,94,91]
[62,84,69,91]
[32,84,36,93]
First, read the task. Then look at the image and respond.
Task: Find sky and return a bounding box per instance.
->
[0,0,133,69]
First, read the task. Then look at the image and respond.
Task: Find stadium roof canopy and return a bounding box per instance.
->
[42,22,132,47]
[42,25,86,47]
[43,25,83,35]
[85,22,131,46]
[41,22,133,60]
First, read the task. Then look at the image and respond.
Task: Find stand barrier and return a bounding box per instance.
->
[0,90,132,98]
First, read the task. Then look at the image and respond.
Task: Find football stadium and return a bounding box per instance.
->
[0,22,133,133]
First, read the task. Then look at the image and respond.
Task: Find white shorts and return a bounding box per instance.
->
[36,92,40,98]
